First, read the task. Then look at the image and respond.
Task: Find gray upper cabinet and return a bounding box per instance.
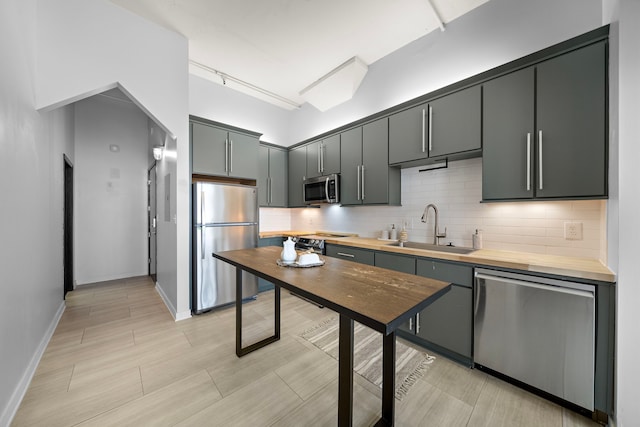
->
[258,145,288,207]
[341,118,400,206]
[483,67,535,200]
[483,41,607,201]
[389,86,481,165]
[287,146,307,207]
[191,121,258,180]
[306,134,340,178]
[535,41,606,199]
[428,86,482,158]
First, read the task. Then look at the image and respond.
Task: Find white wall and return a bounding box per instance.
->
[0,1,75,423]
[74,95,149,284]
[189,74,292,145]
[609,0,640,425]
[36,0,191,319]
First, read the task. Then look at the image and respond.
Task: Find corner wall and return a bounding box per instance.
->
[0,1,76,423]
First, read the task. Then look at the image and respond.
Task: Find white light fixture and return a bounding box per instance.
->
[109,144,120,152]
[153,146,164,161]
[299,56,368,112]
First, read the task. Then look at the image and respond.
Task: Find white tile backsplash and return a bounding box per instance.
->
[261,157,607,262]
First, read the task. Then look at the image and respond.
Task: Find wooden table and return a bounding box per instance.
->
[213,246,451,427]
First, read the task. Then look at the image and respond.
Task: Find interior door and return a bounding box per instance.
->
[63,155,74,298]
[148,164,157,281]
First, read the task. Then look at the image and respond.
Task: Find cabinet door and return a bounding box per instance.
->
[375,252,416,274]
[227,131,258,180]
[325,244,374,266]
[306,140,321,178]
[192,122,228,176]
[288,146,307,207]
[321,134,341,175]
[482,68,535,200]
[428,86,482,158]
[258,145,270,206]
[536,42,607,198]
[269,148,288,207]
[362,118,394,205]
[416,258,473,287]
[388,103,429,164]
[416,285,472,358]
[340,127,363,205]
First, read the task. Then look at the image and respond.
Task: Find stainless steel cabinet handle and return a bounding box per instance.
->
[526,133,531,191]
[336,252,355,258]
[357,165,361,201]
[325,176,330,203]
[302,176,305,201]
[409,317,413,331]
[538,130,543,190]
[428,106,433,152]
[321,143,324,173]
[416,312,421,334]
[224,139,229,172]
[229,139,233,173]
[318,144,322,173]
[361,164,365,200]
[421,109,426,153]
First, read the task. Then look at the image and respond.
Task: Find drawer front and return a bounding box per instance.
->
[416,259,473,287]
[375,252,416,275]
[325,245,374,266]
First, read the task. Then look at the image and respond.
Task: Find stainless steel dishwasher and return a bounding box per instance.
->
[474,268,595,411]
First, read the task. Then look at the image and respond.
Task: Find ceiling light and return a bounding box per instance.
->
[109,144,120,152]
[299,57,368,112]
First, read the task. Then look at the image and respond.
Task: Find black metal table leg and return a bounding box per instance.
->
[235,267,281,357]
[338,314,354,427]
[377,331,396,426]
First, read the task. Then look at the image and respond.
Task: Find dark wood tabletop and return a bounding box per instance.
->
[213,246,451,335]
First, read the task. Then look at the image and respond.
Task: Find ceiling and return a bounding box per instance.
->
[109,0,489,111]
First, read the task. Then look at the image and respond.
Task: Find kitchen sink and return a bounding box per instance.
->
[390,241,476,255]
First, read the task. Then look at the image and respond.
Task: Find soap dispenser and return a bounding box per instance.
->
[472,229,483,249]
[390,224,397,241]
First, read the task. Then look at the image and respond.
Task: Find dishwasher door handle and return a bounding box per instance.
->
[475,273,594,299]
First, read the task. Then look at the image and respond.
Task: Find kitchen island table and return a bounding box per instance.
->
[213,246,451,427]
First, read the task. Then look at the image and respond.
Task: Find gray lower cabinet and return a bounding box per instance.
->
[258,145,287,207]
[191,121,259,180]
[374,252,416,274]
[325,244,374,266]
[288,146,307,207]
[483,41,607,201]
[257,237,283,292]
[388,86,481,166]
[398,258,473,363]
[341,119,401,206]
[306,134,340,179]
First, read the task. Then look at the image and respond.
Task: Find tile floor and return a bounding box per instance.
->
[12,276,602,426]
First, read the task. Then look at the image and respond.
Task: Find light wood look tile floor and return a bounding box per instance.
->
[13,276,602,427]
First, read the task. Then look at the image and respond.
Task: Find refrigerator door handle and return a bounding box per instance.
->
[200,227,205,260]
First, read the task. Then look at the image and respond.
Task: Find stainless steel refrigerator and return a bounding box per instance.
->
[192,182,259,314]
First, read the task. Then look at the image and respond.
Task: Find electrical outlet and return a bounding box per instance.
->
[564,222,583,240]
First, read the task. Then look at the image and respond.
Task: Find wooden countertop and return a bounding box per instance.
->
[324,237,616,283]
[213,246,451,334]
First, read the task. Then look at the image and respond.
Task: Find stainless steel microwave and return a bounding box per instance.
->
[303,174,339,204]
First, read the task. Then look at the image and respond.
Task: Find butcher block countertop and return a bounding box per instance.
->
[326,236,616,283]
[259,231,615,283]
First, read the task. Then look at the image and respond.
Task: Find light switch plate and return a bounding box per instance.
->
[564,222,583,240]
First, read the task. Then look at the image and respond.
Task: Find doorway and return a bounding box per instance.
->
[63,155,74,298]
[148,164,157,281]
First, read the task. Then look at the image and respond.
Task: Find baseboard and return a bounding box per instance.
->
[1,300,66,427]
[155,282,191,322]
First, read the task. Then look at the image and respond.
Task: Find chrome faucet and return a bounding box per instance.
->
[421,204,447,245]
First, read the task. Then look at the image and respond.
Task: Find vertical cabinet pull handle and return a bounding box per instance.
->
[428,106,433,153]
[356,165,361,201]
[318,144,322,173]
[526,133,531,191]
[229,139,233,173]
[421,109,426,153]
[538,130,543,190]
[361,165,365,200]
[302,176,305,201]
[416,313,420,334]
[409,317,413,331]
[225,139,229,172]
